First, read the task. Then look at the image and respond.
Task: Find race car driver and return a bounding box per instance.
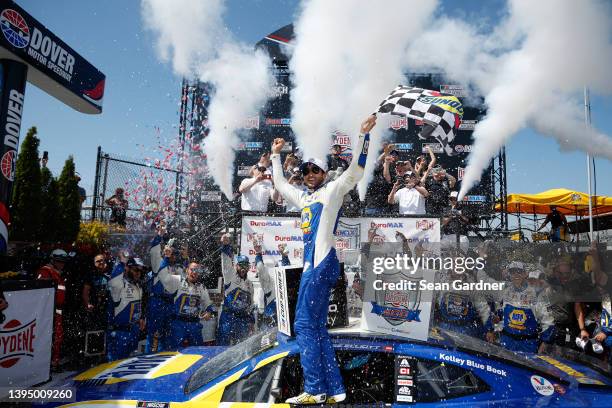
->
[218,234,255,346]
[37,249,70,370]
[271,115,377,404]
[107,256,146,361]
[484,261,555,353]
[254,242,290,327]
[147,228,185,352]
[158,257,215,349]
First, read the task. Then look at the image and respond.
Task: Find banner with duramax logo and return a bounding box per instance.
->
[1,286,54,388]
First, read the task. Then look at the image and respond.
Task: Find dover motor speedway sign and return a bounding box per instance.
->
[0,0,105,113]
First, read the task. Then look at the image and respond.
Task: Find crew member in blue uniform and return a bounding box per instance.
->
[158,260,215,349]
[217,234,255,346]
[272,116,377,404]
[484,261,555,353]
[107,256,146,361]
[254,242,290,327]
[146,229,185,352]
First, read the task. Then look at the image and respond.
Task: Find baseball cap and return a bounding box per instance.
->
[235,255,250,266]
[507,261,525,271]
[299,157,328,173]
[126,257,146,269]
[51,249,70,262]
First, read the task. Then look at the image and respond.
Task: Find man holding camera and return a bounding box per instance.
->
[387,171,429,215]
[239,164,277,212]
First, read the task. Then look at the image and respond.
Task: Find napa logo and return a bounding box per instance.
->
[508,309,527,330]
[0,9,30,49]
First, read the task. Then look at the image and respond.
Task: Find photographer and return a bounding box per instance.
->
[387,171,429,215]
[238,164,277,212]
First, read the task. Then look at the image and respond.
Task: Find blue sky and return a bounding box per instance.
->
[16,0,612,201]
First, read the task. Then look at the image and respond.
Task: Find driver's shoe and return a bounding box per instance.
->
[285,392,326,404]
[326,392,346,404]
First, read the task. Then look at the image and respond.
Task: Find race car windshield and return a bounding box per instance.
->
[185,329,277,394]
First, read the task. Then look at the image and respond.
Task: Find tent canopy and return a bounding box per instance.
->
[496,188,612,216]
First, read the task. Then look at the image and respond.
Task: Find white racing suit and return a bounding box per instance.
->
[271,131,370,397]
[486,283,555,353]
[107,263,142,361]
[218,244,255,345]
[158,264,214,349]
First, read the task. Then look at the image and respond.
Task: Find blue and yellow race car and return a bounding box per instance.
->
[39,325,612,407]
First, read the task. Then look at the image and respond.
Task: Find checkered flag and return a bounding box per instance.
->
[375,85,464,156]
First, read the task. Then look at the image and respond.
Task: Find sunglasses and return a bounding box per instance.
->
[257,166,267,172]
[302,164,323,176]
[95,259,106,264]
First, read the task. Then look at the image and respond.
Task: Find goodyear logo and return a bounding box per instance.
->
[418,95,464,117]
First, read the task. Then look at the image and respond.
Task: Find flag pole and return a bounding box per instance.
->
[584,87,594,242]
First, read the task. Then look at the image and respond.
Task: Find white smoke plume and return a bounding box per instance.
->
[142,0,272,198]
[289,0,439,199]
[407,0,612,199]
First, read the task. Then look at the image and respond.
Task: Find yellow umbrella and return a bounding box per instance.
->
[495,188,612,216]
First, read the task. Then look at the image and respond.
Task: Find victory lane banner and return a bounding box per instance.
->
[0,280,54,390]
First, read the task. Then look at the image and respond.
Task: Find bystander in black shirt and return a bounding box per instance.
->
[425,175,451,215]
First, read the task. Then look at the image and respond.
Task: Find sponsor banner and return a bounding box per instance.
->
[389,116,408,130]
[453,144,473,154]
[0,59,27,252]
[394,143,413,152]
[458,119,477,130]
[361,217,440,246]
[462,195,487,204]
[241,116,260,130]
[200,191,222,202]
[1,287,53,388]
[237,141,263,151]
[332,130,353,162]
[237,165,252,177]
[0,1,105,113]
[264,117,291,127]
[421,143,443,154]
[241,216,304,268]
[440,84,466,97]
[269,83,289,98]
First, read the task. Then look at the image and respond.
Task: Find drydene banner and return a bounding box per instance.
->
[1,287,54,388]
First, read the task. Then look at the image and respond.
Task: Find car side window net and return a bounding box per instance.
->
[416,358,490,402]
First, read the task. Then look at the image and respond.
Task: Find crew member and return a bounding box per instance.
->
[484,261,555,353]
[158,258,215,349]
[537,205,568,242]
[272,116,376,404]
[146,228,185,352]
[218,234,255,346]
[37,249,70,370]
[107,256,146,361]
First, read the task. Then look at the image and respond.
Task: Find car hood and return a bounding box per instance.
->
[528,354,612,387]
[62,347,227,402]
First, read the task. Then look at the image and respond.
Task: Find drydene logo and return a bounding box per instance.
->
[0,318,36,368]
[530,375,554,396]
[0,9,30,48]
[1,150,16,181]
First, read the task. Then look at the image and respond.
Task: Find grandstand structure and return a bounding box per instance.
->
[177,24,509,235]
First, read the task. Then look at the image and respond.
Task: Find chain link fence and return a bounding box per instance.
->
[91,147,186,230]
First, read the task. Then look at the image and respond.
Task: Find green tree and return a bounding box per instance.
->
[39,167,60,243]
[57,156,81,243]
[11,127,41,241]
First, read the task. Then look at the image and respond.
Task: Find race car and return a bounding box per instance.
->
[37,324,612,407]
